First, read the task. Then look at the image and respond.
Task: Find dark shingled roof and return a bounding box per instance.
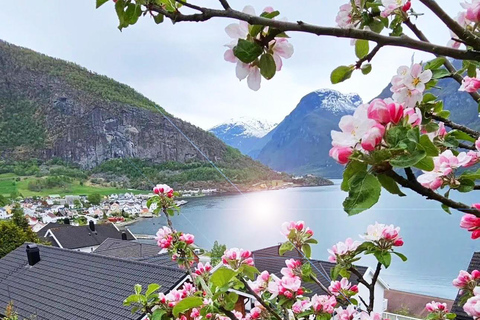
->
[0,244,186,320]
[452,252,480,320]
[36,222,70,237]
[252,245,369,296]
[385,289,453,318]
[45,223,135,249]
[93,238,178,268]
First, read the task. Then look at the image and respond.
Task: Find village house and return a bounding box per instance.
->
[37,221,136,252]
[0,244,187,320]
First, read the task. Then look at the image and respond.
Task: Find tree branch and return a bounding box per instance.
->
[218,0,230,10]
[428,113,480,139]
[404,19,480,103]
[368,262,382,313]
[419,0,480,50]
[310,274,332,295]
[459,142,476,150]
[147,5,480,61]
[384,170,480,216]
[348,267,371,289]
[240,278,283,320]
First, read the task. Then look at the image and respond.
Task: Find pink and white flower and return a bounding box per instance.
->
[311,294,337,314]
[357,312,384,320]
[153,184,173,195]
[460,74,480,93]
[179,233,194,245]
[461,210,480,239]
[464,287,480,318]
[426,301,449,313]
[328,278,358,297]
[453,270,480,289]
[381,0,408,18]
[195,262,212,276]
[462,0,480,23]
[329,146,353,165]
[249,271,271,294]
[333,305,359,320]
[155,226,174,249]
[271,38,294,71]
[222,248,254,269]
[331,104,377,149]
[404,64,433,92]
[292,299,312,314]
[327,238,361,263]
[361,123,386,151]
[403,107,422,127]
[362,222,403,247]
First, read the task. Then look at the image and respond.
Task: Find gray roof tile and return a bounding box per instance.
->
[0,244,186,320]
[451,252,480,320]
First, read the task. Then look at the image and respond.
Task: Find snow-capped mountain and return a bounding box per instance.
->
[209,117,277,155]
[256,89,362,177]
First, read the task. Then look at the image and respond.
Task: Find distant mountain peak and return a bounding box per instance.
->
[210,116,277,139]
[312,89,362,114]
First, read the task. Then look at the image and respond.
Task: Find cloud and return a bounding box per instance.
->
[0,0,464,129]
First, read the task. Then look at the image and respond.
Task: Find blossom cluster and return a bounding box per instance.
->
[328,238,361,263]
[417,145,480,190]
[268,259,304,299]
[222,248,254,269]
[153,184,174,198]
[460,210,480,239]
[224,6,293,91]
[329,63,431,165]
[281,220,315,247]
[362,222,404,248]
[328,278,359,298]
[449,1,480,48]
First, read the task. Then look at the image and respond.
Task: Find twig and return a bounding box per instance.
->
[404,19,480,104]
[419,0,480,50]
[147,4,480,61]
[429,113,480,139]
[310,274,332,295]
[218,0,230,10]
[459,142,476,150]
[384,170,480,216]
[240,278,283,320]
[355,44,382,69]
[348,267,371,289]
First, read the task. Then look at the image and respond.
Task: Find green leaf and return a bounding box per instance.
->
[260,10,280,19]
[393,251,408,262]
[458,178,475,193]
[145,283,161,297]
[233,39,263,64]
[96,0,109,8]
[368,19,384,33]
[446,313,457,320]
[377,174,405,197]
[361,64,372,75]
[422,93,437,103]
[343,172,381,216]
[414,156,434,171]
[302,244,312,258]
[441,204,451,214]
[210,267,237,288]
[374,251,392,268]
[355,40,369,59]
[330,65,354,84]
[449,130,476,143]
[249,25,264,37]
[341,160,367,191]
[419,135,439,156]
[172,296,203,317]
[123,294,142,306]
[385,126,408,147]
[425,57,446,70]
[240,265,260,280]
[279,241,294,255]
[154,13,164,24]
[151,309,167,320]
[390,150,426,168]
[468,63,477,77]
[432,68,451,79]
[461,168,480,180]
[258,54,276,80]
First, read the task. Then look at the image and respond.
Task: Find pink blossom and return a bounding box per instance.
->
[195,262,212,276]
[426,122,447,141]
[153,184,173,195]
[358,312,384,320]
[448,12,468,48]
[333,305,358,320]
[460,75,480,93]
[311,294,337,314]
[388,101,404,124]
[222,248,254,269]
[268,275,302,298]
[329,146,353,165]
[249,271,270,294]
[329,278,355,297]
[403,107,422,126]
[381,0,407,18]
[463,0,480,23]
[476,137,480,151]
[292,299,311,314]
[331,104,377,148]
[249,307,262,320]
[236,62,261,91]
[281,220,311,236]
[327,238,361,263]
[179,233,194,245]
[361,123,385,151]
[417,172,443,190]
[393,88,423,108]
[464,287,480,318]
[426,301,449,313]
[453,270,480,289]
[461,212,480,239]
[336,3,354,28]
[155,226,174,249]
[272,38,294,71]
[367,99,390,124]
[404,64,433,92]
[466,151,479,167]
[362,222,403,247]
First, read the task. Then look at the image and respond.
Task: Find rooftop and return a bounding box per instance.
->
[0,244,186,320]
[452,252,480,320]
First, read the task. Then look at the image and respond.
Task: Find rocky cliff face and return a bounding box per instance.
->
[0,40,228,168]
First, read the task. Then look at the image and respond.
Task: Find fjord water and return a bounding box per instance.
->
[129,180,480,299]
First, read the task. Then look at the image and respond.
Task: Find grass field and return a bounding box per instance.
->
[0,174,145,197]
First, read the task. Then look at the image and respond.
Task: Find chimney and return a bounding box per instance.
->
[26,244,40,266]
[89,220,95,232]
[121,232,127,240]
[64,218,70,225]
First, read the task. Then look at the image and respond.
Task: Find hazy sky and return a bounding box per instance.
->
[0,1,463,129]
